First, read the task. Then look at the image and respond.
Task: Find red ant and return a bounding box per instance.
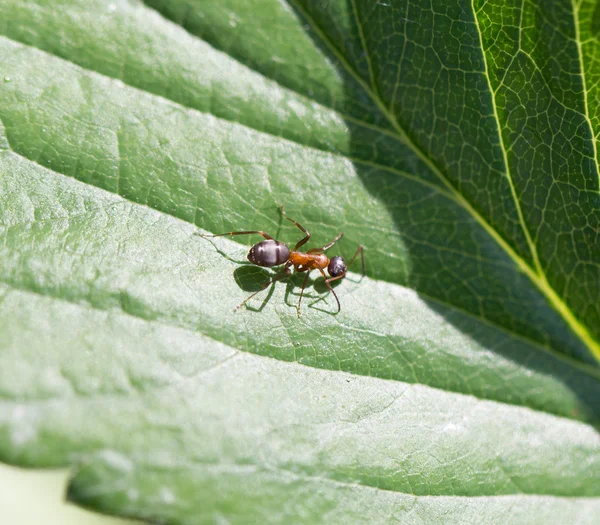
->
[200,206,364,315]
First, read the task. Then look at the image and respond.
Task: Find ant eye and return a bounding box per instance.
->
[328,256,347,277]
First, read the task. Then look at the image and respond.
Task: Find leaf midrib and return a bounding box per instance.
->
[287,0,600,362]
[571,0,600,181]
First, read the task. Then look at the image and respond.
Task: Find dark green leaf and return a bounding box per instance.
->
[0,1,599,523]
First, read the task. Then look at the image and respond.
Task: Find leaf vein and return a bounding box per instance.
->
[571,0,600,184]
[288,0,600,360]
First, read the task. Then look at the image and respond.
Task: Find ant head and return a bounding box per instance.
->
[328,256,347,278]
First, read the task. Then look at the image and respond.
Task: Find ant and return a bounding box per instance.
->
[199,206,364,315]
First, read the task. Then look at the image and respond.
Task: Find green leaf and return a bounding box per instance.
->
[0,0,599,523]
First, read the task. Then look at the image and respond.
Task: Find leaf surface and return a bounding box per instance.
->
[0,1,599,523]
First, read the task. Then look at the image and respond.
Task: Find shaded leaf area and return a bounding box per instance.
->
[0,34,593,365]
[473,0,600,355]
[580,0,600,163]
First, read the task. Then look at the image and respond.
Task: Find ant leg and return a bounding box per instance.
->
[316,267,341,313]
[296,271,311,317]
[347,245,365,277]
[325,273,346,285]
[280,206,311,250]
[197,230,274,240]
[234,264,291,312]
[308,232,344,253]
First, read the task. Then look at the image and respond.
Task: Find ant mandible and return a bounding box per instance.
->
[200,206,364,316]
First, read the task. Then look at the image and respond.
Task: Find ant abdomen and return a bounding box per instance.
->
[248,240,290,267]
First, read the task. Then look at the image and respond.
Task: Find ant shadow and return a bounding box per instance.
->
[233,265,274,292]
[195,233,248,266]
[233,265,340,314]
